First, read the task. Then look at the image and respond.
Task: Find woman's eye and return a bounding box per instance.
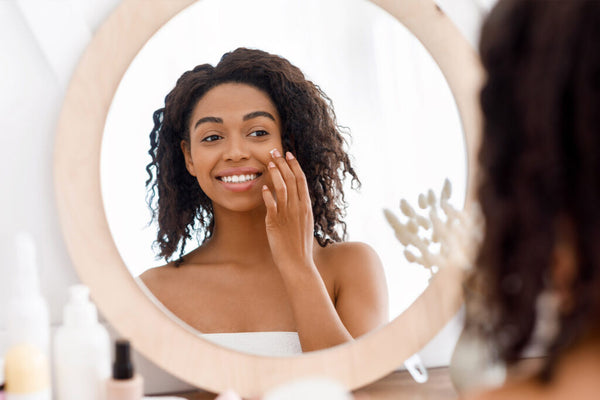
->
[249,130,269,137]
[201,134,222,142]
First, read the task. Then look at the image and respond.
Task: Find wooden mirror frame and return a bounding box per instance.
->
[54,0,483,396]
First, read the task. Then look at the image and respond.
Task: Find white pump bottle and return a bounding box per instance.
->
[3,232,50,356]
[2,232,51,400]
[53,285,111,400]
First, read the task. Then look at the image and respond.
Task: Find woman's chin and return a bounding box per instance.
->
[213,199,267,214]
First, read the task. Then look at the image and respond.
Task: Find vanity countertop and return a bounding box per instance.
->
[353,367,457,399]
[166,367,458,400]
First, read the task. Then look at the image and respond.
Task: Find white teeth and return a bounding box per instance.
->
[221,174,257,183]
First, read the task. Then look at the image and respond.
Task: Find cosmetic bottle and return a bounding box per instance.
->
[1,358,5,400]
[2,233,51,400]
[106,340,143,400]
[54,284,111,400]
[4,343,51,400]
[3,233,50,358]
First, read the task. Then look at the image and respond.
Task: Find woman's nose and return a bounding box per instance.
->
[223,136,249,161]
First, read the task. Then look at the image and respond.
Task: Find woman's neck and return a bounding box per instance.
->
[205,205,274,266]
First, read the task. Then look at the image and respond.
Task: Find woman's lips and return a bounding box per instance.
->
[216,168,262,192]
[219,173,260,184]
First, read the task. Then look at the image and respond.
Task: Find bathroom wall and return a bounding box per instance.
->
[0,0,496,394]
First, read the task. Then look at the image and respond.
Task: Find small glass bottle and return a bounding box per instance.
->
[106,340,143,400]
[1,357,5,400]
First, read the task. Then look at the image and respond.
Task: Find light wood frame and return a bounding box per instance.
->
[54,0,483,396]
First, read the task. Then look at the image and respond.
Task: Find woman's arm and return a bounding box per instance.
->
[262,148,388,351]
[323,241,389,338]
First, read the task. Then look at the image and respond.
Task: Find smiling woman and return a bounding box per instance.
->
[141,48,389,353]
[101,0,467,326]
[54,0,483,395]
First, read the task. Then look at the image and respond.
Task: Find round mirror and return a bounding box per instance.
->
[100,0,466,343]
[54,0,482,395]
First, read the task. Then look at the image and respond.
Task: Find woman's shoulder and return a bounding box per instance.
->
[314,241,385,280]
[138,262,178,287]
[139,246,212,282]
[315,241,389,330]
[316,240,379,261]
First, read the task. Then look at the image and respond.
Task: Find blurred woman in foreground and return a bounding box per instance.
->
[465,1,600,398]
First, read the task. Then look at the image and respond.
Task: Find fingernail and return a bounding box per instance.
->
[270,148,281,158]
[262,185,268,190]
[268,161,275,168]
[286,151,295,160]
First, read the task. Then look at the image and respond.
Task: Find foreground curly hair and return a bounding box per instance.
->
[465,0,600,379]
[145,48,359,263]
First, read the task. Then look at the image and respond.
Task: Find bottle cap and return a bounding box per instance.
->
[64,284,98,327]
[113,339,134,380]
[4,344,50,394]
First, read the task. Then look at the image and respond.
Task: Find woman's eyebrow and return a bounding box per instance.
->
[243,111,276,122]
[194,116,222,130]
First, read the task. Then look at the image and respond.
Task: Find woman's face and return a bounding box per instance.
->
[182,82,283,212]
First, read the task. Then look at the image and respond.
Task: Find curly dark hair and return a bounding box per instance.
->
[465,0,600,379]
[145,47,359,263]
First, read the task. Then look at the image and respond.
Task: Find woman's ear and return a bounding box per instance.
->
[180,140,196,177]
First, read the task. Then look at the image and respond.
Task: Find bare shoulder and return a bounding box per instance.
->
[315,241,384,277]
[314,241,387,299]
[139,245,210,288]
[138,262,178,293]
[315,241,389,334]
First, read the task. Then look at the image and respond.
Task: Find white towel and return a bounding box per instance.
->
[202,331,302,357]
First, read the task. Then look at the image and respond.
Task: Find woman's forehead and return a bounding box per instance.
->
[193,82,279,119]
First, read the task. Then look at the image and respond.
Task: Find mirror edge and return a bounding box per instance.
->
[53,0,483,395]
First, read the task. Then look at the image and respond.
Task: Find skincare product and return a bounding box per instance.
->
[4,344,51,400]
[54,284,111,400]
[2,233,51,400]
[4,233,50,357]
[106,340,143,400]
[1,358,5,400]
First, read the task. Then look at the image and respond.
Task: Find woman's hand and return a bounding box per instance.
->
[261,148,353,351]
[261,148,314,270]
[260,149,385,352]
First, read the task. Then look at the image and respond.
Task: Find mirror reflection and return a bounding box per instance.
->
[100,0,466,355]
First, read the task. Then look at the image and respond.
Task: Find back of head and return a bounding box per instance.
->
[467,0,600,377]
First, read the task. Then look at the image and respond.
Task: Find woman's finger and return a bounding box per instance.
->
[267,159,288,208]
[285,152,311,207]
[270,148,298,204]
[261,184,277,220]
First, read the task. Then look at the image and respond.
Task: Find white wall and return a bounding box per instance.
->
[0,0,496,394]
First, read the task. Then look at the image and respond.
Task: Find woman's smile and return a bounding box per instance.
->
[216,167,263,192]
[182,82,283,211]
